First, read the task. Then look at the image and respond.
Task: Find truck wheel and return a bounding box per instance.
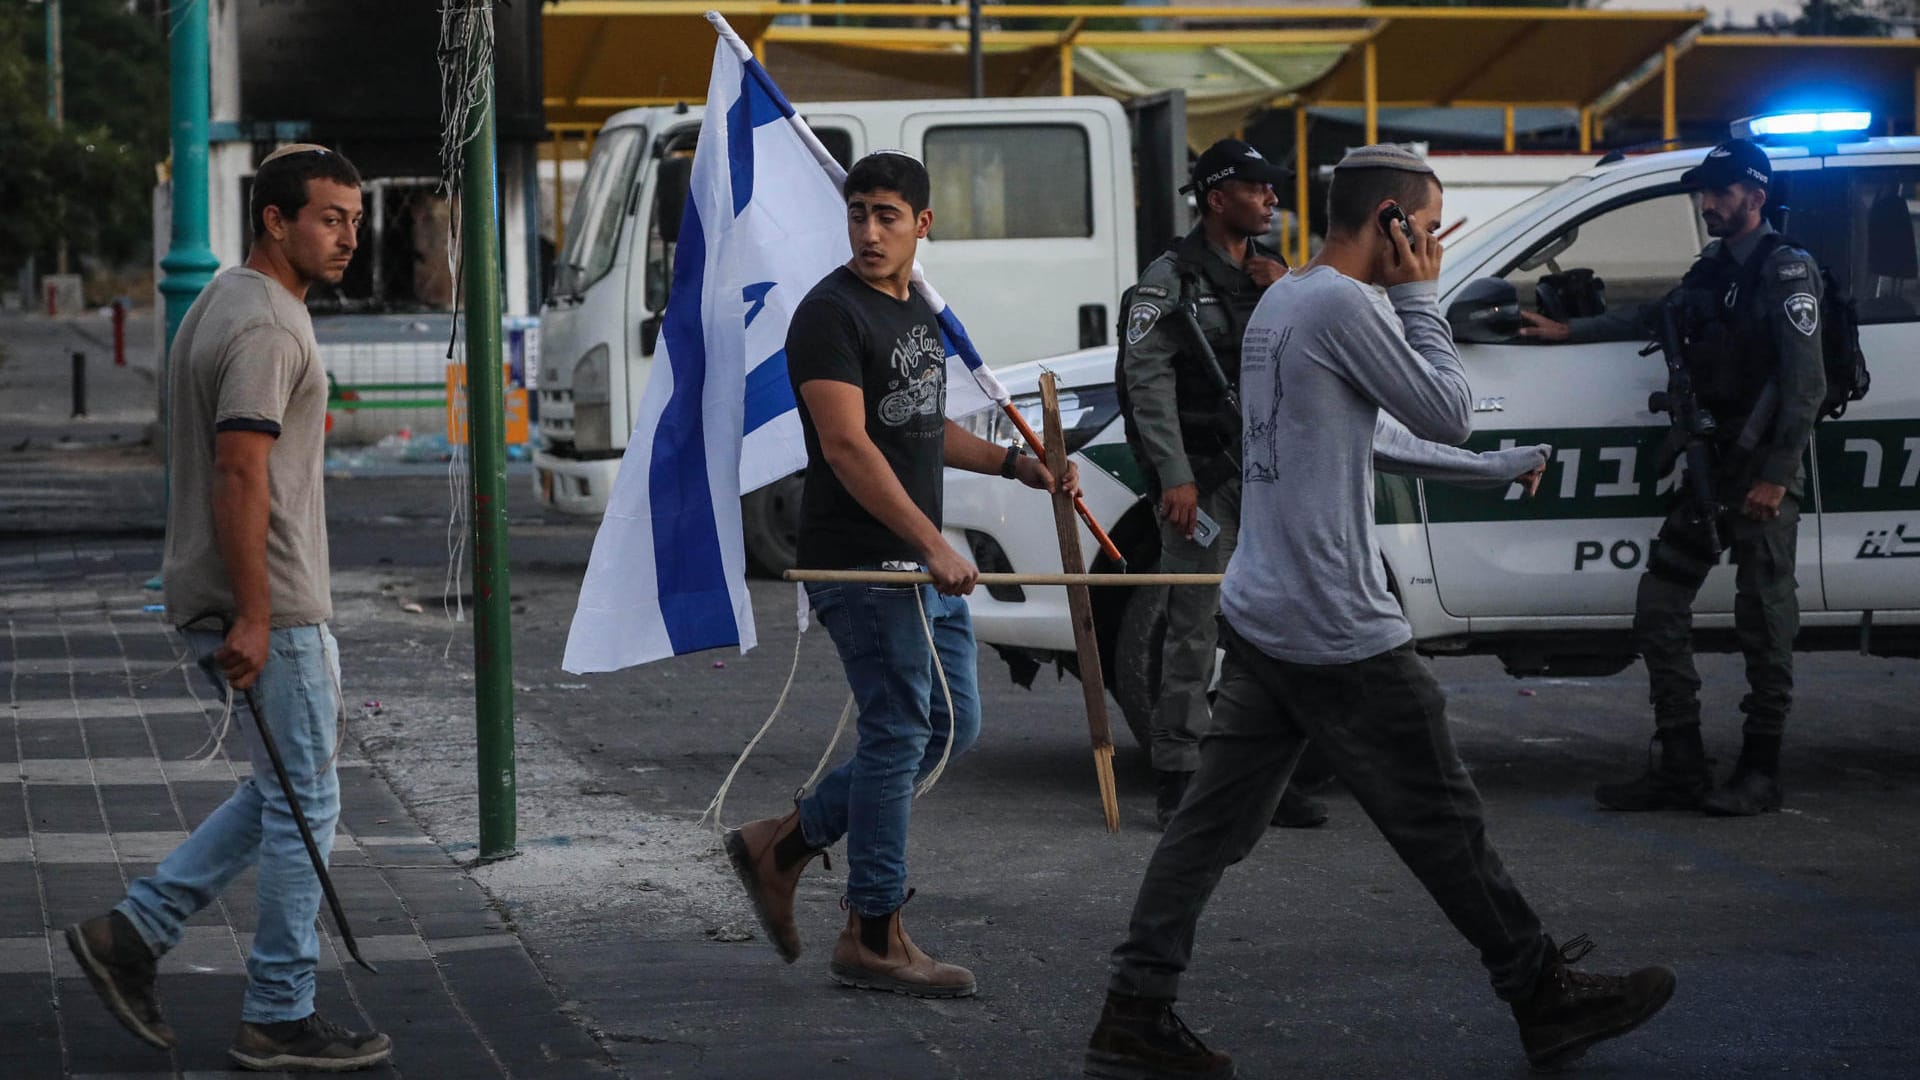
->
[742,471,804,577]
[1111,582,1168,753]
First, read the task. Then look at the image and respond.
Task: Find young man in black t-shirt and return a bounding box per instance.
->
[726,151,1078,998]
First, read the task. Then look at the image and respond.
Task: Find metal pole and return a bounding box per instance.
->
[159,0,218,357]
[968,0,984,99]
[1363,40,1378,145]
[1662,44,1677,144]
[1294,106,1310,266]
[46,0,62,124]
[49,0,69,275]
[70,352,86,418]
[460,8,518,861]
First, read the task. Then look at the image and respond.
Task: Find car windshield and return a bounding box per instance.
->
[1444,174,1593,275]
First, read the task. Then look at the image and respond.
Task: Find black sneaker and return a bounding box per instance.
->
[1511,934,1675,1068]
[1594,729,1711,811]
[65,911,174,1050]
[1085,993,1235,1079]
[229,1013,393,1072]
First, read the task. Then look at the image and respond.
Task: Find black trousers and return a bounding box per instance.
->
[1636,494,1800,737]
[1108,625,1547,1003]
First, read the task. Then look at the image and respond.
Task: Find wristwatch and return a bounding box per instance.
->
[1000,444,1022,479]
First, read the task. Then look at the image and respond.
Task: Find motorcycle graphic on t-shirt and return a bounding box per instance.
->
[879,324,947,427]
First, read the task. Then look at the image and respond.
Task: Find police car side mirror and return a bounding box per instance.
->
[1447,278,1524,344]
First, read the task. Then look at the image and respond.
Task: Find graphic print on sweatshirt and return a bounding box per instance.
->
[1242,323,1293,485]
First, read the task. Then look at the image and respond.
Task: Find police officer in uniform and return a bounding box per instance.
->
[1118,138,1327,830]
[1522,139,1826,817]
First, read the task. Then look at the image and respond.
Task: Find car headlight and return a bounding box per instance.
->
[957,384,1120,456]
[572,345,612,450]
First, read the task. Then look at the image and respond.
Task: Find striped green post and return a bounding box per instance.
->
[460,8,517,861]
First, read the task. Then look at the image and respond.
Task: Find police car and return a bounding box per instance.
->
[944,112,1920,749]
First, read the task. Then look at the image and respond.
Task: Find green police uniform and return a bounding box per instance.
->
[1635,221,1825,737]
[1595,214,1826,815]
[1118,226,1277,774]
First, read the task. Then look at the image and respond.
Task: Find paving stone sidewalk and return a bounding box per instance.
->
[1,536,615,1079]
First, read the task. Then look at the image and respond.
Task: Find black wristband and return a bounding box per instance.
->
[1000,444,1021,479]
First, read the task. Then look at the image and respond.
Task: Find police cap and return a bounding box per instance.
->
[1680,139,1772,191]
[1182,138,1292,195]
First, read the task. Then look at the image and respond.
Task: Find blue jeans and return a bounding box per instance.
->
[119,624,343,1024]
[797,581,981,917]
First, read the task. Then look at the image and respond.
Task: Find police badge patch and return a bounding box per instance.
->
[1785,292,1819,337]
[1775,261,1809,282]
[1126,302,1162,346]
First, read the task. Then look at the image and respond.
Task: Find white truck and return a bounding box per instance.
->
[533,93,1190,570]
[945,123,1920,749]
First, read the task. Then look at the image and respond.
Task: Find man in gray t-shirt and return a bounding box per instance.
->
[1085,147,1677,1080]
[65,145,392,1072]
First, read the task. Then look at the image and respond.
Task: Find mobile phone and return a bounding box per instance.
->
[1378,202,1414,245]
[1192,508,1221,549]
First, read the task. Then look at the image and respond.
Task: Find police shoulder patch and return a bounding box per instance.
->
[1784,292,1819,337]
[1774,261,1809,282]
[1134,284,1170,299]
[1126,301,1163,346]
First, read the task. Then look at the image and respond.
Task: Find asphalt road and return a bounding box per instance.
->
[326,475,1920,1079]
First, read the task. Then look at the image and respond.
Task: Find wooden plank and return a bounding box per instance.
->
[1040,371,1121,833]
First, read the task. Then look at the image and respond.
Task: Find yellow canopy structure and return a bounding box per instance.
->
[542,3,1708,148]
[1600,35,1920,142]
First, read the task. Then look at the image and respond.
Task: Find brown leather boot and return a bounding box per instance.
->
[724,808,827,963]
[64,911,174,1050]
[828,901,977,999]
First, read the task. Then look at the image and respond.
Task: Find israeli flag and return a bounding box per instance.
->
[563,14,1008,674]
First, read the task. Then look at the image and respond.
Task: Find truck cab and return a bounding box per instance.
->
[945,125,1920,749]
[535,96,1161,568]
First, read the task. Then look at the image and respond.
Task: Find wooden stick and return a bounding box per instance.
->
[1041,372,1122,834]
[784,569,1222,587]
[1002,404,1129,570]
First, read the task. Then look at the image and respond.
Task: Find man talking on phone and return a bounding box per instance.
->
[1116,139,1327,831]
[1084,145,1674,1080]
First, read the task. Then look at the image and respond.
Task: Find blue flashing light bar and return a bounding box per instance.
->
[1733,110,1873,141]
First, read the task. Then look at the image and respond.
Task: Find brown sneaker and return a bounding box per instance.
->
[229,1013,393,1072]
[1084,992,1235,1079]
[64,911,174,1050]
[724,808,828,962]
[827,900,976,999]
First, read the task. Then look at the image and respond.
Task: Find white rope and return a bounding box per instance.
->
[799,695,856,796]
[912,585,958,798]
[699,629,808,831]
[700,581,960,830]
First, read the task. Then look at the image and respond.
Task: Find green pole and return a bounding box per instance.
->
[159,0,217,354]
[460,7,517,860]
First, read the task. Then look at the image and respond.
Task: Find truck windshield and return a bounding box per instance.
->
[553,127,643,299]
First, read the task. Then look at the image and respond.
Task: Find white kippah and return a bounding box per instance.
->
[261,143,333,166]
[1334,144,1434,175]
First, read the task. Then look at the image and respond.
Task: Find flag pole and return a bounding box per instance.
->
[708,12,1128,571]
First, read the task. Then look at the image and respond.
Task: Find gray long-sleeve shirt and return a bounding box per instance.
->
[1224,268,1474,665]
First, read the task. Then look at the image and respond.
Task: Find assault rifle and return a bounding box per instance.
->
[1177,303,1243,468]
[1645,295,1725,561]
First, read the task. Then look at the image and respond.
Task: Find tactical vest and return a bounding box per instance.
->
[1116,231,1268,497]
[1671,236,1790,429]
